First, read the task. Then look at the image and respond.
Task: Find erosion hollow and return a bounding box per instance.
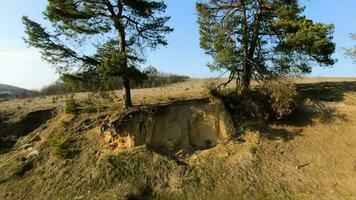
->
[0,108,56,153]
[102,98,236,155]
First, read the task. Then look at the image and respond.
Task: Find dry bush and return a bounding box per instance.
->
[257,79,297,120]
[205,80,220,95]
[208,78,298,130]
[205,80,235,98]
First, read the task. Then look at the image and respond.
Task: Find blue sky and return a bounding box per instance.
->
[0,0,355,90]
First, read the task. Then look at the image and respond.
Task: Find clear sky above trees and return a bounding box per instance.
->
[0,0,355,90]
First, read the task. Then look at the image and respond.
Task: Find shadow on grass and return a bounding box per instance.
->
[256,81,354,141]
[278,100,348,128]
[126,184,154,200]
[258,126,304,142]
[297,81,356,102]
[277,81,353,127]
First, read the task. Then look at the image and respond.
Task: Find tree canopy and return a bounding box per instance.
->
[197,0,336,93]
[345,33,356,63]
[23,0,173,107]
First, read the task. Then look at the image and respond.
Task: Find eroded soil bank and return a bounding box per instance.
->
[101,98,236,155]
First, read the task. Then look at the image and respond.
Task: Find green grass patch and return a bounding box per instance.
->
[48,128,70,158]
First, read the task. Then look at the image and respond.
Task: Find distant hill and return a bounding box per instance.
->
[0,83,37,100]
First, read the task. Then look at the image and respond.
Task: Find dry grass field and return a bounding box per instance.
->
[1,77,356,112]
[0,77,356,199]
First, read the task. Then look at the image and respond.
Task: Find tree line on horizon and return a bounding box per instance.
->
[38,66,189,96]
[22,0,346,108]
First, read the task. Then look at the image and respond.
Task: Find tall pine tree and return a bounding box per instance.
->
[197,0,336,93]
[23,0,173,108]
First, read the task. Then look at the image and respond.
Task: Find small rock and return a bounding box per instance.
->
[18,144,32,151]
[27,150,39,158]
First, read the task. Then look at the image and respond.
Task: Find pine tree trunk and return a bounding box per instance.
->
[240,0,252,94]
[122,78,132,108]
[116,9,133,109]
[236,76,241,94]
[242,62,252,94]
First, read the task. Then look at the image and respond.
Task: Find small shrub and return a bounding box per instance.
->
[65,95,106,114]
[49,128,69,158]
[257,79,297,119]
[65,96,81,114]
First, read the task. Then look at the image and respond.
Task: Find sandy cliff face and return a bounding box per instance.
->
[102,98,236,155]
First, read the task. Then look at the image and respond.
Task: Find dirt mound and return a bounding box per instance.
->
[102,98,236,155]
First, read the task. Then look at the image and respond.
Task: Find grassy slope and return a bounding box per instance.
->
[0,78,356,199]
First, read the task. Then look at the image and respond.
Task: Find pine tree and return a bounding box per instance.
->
[197,0,336,93]
[345,33,356,63]
[23,0,173,108]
